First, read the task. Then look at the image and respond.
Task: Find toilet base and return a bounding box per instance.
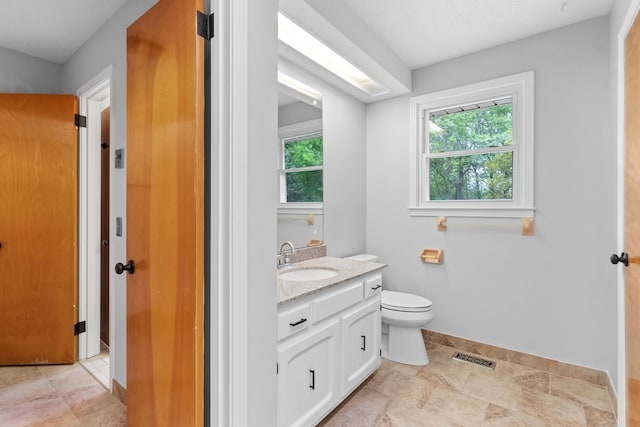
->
[384,325,429,366]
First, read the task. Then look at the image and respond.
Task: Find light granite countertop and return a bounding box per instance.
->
[277,256,387,304]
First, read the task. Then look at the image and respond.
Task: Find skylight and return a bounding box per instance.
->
[277,71,322,105]
[278,12,388,97]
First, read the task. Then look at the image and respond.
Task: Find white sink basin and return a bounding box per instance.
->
[278,268,338,281]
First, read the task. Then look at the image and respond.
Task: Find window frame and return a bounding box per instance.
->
[278,118,323,212]
[409,71,535,218]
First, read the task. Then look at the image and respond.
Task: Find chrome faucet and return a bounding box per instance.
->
[278,241,296,268]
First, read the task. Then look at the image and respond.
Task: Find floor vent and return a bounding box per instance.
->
[452,352,496,370]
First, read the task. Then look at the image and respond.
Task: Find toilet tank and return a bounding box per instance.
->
[344,254,378,262]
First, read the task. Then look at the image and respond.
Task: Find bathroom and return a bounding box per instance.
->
[274,0,620,424]
[0,0,632,425]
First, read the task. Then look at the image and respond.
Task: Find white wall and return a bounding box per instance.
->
[277,213,324,249]
[278,100,321,127]
[0,46,61,93]
[323,87,367,257]
[243,0,279,424]
[59,0,159,388]
[366,16,617,378]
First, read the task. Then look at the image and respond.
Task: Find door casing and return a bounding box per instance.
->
[77,67,113,370]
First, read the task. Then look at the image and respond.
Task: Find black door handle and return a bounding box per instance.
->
[102,240,109,247]
[115,260,135,275]
[611,252,629,267]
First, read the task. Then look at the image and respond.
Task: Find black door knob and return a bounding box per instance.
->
[610,252,629,267]
[115,260,135,275]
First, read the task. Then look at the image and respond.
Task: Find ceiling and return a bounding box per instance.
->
[0,0,614,97]
[0,0,129,64]
[340,0,614,70]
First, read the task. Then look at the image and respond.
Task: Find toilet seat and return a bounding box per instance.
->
[382,290,432,313]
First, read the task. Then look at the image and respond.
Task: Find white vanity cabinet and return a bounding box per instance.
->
[341,296,381,395]
[277,320,341,427]
[277,272,382,427]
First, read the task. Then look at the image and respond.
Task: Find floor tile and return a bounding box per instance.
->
[462,372,522,410]
[550,374,614,413]
[321,340,617,427]
[0,362,124,427]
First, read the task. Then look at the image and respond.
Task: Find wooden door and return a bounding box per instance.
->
[126,0,204,425]
[100,107,110,346]
[625,13,640,426]
[0,94,78,365]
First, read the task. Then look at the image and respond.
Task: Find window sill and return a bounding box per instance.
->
[278,203,323,215]
[408,206,535,218]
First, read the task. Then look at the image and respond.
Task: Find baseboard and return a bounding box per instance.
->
[422,329,608,387]
[112,378,126,406]
[606,372,618,418]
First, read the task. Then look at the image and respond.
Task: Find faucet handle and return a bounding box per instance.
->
[277,254,289,268]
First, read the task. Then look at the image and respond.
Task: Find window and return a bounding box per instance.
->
[409,72,535,217]
[279,119,323,207]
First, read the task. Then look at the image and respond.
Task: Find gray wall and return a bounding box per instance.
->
[278,100,322,127]
[59,0,159,388]
[0,46,61,93]
[323,86,367,257]
[366,16,617,380]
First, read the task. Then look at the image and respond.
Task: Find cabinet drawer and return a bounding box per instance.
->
[313,281,363,323]
[364,274,382,299]
[278,303,312,341]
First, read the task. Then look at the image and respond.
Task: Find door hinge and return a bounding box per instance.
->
[74,114,87,128]
[197,11,214,40]
[74,321,86,336]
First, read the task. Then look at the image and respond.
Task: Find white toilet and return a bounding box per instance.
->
[345,254,434,366]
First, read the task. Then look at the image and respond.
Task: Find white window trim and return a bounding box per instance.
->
[409,71,535,218]
[278,118,323,211]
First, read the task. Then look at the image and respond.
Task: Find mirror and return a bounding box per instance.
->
[277,85,323,250]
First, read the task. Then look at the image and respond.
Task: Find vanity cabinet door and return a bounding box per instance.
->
[277,320,341,427]
[341,296,381,394]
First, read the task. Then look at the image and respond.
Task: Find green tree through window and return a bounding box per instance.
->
[283,135,323,202]
[428,103,513,201]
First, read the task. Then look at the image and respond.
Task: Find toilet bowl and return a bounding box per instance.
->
[381,290,433,365]
[344,254,434,366]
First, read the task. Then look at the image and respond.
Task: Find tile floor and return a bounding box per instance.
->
[79,346,110,389]
[319,341,617,427]
[0,340,617,426]
[0,362,125,426]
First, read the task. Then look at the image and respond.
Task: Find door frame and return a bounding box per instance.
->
[617,1,640,420]
[77,66,113,371]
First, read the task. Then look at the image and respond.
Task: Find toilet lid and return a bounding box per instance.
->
[382,290,432,310]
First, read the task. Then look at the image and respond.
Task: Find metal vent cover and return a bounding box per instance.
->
[452,352,496,370]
